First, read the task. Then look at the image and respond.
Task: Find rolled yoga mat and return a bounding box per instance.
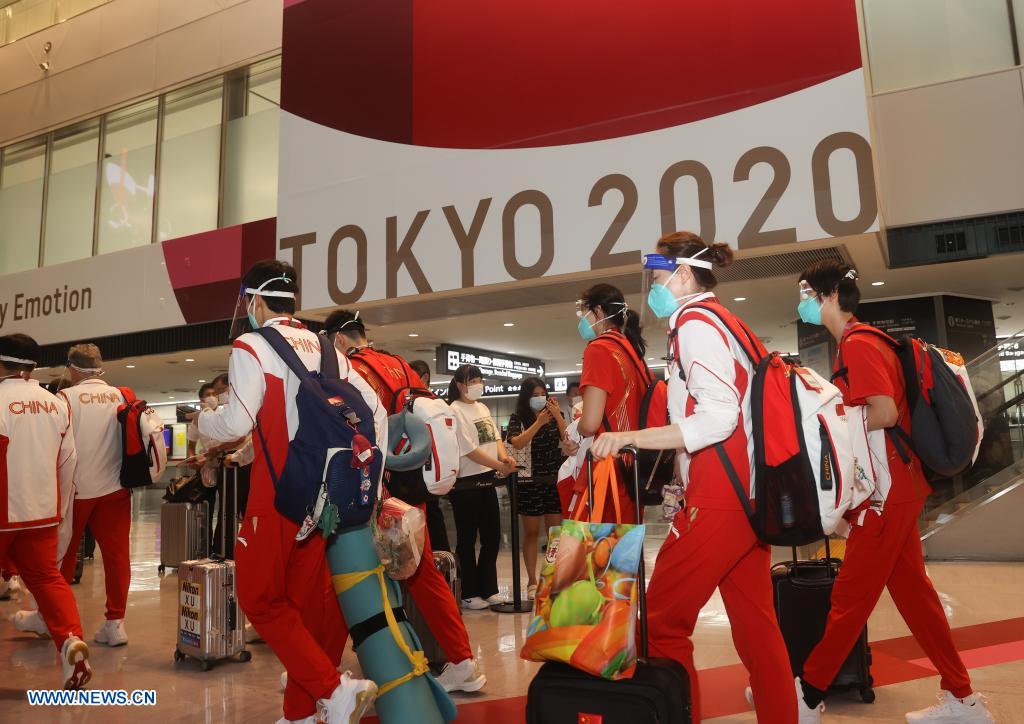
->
[326,524,457,723]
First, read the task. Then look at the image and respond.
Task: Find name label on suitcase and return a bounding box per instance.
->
[179,579,202,648]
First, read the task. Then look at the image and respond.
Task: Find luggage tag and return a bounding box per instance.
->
[661,483,685,521]
[296,482,329,542]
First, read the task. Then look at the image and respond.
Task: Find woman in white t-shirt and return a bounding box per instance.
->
[447,364,517,610]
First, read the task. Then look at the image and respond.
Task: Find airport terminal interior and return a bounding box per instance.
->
[2,1,1024,722]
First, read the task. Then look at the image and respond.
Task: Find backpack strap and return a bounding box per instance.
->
[678,302,765,366]
[714,444,755,520]
[118,386,137,404]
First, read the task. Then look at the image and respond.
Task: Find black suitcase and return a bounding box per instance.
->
[771,540,874,703]
[526,448,691,723]
[401,550,461,671]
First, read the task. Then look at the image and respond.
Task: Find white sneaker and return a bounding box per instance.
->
[315,672,378,723]
[461,597,490,610]
[436,658,486,693]
[93,619,128,647]
[61,635,92,690]
[14,609,50,638]
[796,678,824,724]
[906,691,995,723]
[486,592,508,605]
[8,576,23,596]
[245,622,263,643]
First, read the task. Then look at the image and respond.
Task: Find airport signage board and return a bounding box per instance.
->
[436,344,544,381]
[278,0,877,310]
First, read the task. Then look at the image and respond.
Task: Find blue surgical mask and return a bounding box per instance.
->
[577,315,597,341]
[798,297,823,325]
[647,284,682,318]
[529,396,547,412]
[247,313,260,330]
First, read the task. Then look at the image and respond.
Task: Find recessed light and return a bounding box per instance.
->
[125,365,135,369]
[185,358,195,362]
[432,357,436,361]
[575,363,583,367]
[871,281,885,287]
[733,297,747,302]
[503,322,515,327]
[408,333,419,337]
[198,379,207,383]
[169,396,175,399]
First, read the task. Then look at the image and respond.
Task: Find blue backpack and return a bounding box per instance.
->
[252,326,381,532]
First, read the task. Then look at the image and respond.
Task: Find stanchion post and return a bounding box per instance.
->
[492,472,529,614]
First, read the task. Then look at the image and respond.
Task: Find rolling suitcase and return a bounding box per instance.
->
[771,540,875,703]
[401,551,461,670]
[526,448,691,724]
[71,538,86,584]
[159,500,209,574]
[174,466,251,670]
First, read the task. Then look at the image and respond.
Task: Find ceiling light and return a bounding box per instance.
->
[733,297,747,302]
[575,363,583,367]
[408,333,419,337]
[871,281,885,287]
[503,322,515,327]
[125,365,135,369]
[198,379,207,383]
[169,396,175,399]
[185,358,195,362]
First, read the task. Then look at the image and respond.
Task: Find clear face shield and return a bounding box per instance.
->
[640,250,713,328]
[228,276,297,340]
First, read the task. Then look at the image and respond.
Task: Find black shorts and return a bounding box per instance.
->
[515,478,561,517]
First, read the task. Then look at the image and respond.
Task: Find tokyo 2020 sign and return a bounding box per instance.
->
[277,0,877,310]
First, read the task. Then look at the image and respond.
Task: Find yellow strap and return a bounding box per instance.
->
[331,564,430,697]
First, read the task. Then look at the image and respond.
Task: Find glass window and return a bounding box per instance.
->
[43,121,99,266]
[98,99,158,254]
[0,138,46,275]
[5,0,56,45]
[222,58,280,227]
[158,79,223,241]
[864,0,1018,93]
[56,0,108,23]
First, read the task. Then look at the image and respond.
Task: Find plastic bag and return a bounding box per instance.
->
[372,496,426,580]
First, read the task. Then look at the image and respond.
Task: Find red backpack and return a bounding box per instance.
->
[116,388,167,489]
[593,333,674,505]
[350,349,429,415]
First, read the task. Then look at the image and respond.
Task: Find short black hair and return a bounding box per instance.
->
[0,334,39,373]
[211,373,229,389]
[409,359,430,383]
[197,383,214,398]
[567,382,580,395]
[242,259,298,315]
[800,260,861,314]
[324,309,365,340]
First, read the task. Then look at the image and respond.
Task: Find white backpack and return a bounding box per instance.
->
[405,396,460,495]
[142,406,169,481]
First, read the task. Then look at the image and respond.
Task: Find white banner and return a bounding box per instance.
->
[279,70,878,311]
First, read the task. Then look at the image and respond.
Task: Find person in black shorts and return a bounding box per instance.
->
[506,377,567,600]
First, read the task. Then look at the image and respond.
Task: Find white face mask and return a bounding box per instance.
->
[217,392,229,405]
[465,383,484,401]
[203,396,219,410]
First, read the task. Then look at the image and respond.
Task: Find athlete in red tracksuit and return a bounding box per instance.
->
[794,261,993,723]
[0,333,92,690]
[323,309,485,694]
[592,232,796,723]
[199,262,384,724]
[58,344,133,647]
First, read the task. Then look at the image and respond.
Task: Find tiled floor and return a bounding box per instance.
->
[1,488,1022,723]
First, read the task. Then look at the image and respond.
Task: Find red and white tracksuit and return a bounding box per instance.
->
[58,379,132,620]
[647,294,795,723]
[349,349,473,664]
[0,377,82,652]
[199,319,386,721]
[801,323,972,698]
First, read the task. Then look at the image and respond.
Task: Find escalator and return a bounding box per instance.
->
[920,329,1024,561]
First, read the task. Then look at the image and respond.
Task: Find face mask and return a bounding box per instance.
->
[571,395,583,407]
[577,315,598,341]
[217,392,229,405]
[203,396,218,410]
[798,297,823,326]
[647,284,683,318]
[529,396,547,412]
[466,383,484,401]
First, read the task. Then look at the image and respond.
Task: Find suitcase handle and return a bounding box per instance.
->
[587,446,649,659]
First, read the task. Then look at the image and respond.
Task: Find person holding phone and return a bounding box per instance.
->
[506,377,566,599]
[447,365,517,610]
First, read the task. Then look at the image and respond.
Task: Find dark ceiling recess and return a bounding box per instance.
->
[37,320,233,368]
[888,210,1024,267]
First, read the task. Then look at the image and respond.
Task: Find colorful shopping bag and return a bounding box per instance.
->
[521,457,645,680]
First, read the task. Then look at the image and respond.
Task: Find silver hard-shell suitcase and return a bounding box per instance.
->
[173,466,251,670]
[400,550,461,669]
[159,500,209,573]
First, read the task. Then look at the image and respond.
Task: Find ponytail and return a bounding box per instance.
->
[621,309,646,360]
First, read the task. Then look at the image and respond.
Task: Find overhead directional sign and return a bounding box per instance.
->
[436,344,544,381]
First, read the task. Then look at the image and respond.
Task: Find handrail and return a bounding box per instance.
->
[976,366,1024,403]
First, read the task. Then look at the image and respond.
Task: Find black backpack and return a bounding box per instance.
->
[834,325,981,477]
